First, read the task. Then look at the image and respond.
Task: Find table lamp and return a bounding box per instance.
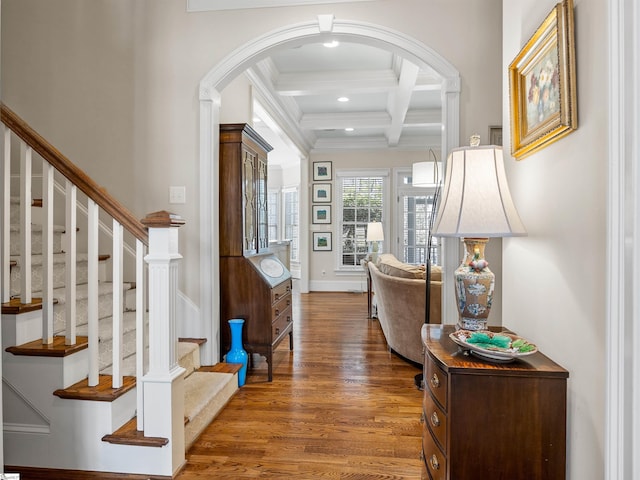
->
[432,137,526,331]
[366,222,384,263]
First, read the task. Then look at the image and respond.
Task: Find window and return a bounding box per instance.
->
[337,172,387,269]
[283,187,299,262]
[397,170,440,266]
[267,190,279,241]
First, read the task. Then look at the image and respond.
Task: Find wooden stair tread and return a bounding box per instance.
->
[53,374,135,401]
[6,334,87,357]
[178,337,207,345]
[198,363,242,374]
[3,297,47,315]
[102,417,168,448]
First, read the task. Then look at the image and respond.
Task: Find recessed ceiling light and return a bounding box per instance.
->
[345,127,354,132]
[323,41,339,48]
[337,97,349,102]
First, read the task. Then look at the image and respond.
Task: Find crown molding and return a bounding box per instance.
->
[187,0,376,12]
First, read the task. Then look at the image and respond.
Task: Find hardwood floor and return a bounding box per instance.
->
[6,291,423,480]
[176,290,423,479]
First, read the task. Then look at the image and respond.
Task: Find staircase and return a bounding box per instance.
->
[1,104,238,477]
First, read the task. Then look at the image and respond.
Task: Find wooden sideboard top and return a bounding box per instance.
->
[422,324,569,378]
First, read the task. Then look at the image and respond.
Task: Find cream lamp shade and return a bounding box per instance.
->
[366,222,384,242]
[433,146,526,237]
[412,161,442,187]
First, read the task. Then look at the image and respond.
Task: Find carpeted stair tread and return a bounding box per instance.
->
[41,281,135,306]
[10,224,65,234]
[10,252,90,267]
[183,371,237,449]
[184,372,233,422]
[75,310,142,341]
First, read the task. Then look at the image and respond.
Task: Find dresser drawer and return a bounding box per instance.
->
[420,455,429,480]
[271,280,291,304]
[272,305,292,341]
[424,392,447,452]
[272,294,292,321]
[425,354,448,410]
[422,430,447,480]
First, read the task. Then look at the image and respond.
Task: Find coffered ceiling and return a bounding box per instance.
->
[248,40,444,156]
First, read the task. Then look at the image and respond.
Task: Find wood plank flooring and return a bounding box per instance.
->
[176,290,423,479]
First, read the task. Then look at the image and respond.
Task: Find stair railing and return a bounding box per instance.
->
[0,103,178,434]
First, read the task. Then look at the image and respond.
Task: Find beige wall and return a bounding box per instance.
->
[2,0,503,303]
[502,1,606,478]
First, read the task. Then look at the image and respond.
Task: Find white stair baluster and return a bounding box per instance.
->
[65,180,77,345]
[112,219,124,389]
[87,199,99,386]
[136,238,145,431]
[1,126,10,303]
[42,161,54,344]
[20,141,32,304]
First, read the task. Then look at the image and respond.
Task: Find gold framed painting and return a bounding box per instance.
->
[509,0,577,159]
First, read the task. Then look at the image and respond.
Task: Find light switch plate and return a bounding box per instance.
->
[169,186,186,204]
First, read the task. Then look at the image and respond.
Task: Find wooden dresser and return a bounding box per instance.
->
[420,324,569,480]
[219,123,293,381]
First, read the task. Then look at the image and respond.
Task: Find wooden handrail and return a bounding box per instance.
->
[1,103,148,244]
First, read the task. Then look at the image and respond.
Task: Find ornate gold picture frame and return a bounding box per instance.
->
[509,0,577,159]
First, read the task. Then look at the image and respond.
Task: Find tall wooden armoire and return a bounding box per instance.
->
[219,123,293,382]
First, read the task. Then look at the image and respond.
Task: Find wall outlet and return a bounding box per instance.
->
[169,186,186,204]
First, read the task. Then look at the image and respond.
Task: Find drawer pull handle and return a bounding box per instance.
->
[287,299,291,306]
[275,309,280,316]
[430,373,440,389]
[430,411,440,427]
[287,316,292,323]
[274,293,280,301]
[275,328,280,335]
[420,413,425,424]
[430,454,440,471]
[286,285,291,292]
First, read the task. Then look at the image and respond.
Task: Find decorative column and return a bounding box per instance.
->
[141,211,186,473]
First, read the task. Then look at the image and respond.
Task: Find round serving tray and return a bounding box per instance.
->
[449,330,538,362]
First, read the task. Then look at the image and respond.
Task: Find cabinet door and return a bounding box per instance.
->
[256,155,269,252]
[243,149,257,254]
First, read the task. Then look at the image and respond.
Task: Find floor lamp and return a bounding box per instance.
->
[412,152,442,325]
[412,151,441,389]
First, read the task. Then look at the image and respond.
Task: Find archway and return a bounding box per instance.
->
[197,15,461,365]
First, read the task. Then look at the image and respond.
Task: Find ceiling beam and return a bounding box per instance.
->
[275,70,399,96]
[386,59,420,146]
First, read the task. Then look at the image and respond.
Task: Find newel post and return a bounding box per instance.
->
[140,211,186,474]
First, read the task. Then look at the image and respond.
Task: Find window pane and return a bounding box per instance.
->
[339,176,384,267]
[284,189,299,262]
[268,191,279,241]
[402,192,440,265]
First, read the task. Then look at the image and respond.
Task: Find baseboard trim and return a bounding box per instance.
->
[4,466,171,480]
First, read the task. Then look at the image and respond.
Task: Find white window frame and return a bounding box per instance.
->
[335,168,390,273]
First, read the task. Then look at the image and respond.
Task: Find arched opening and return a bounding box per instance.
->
[197,15,461,365]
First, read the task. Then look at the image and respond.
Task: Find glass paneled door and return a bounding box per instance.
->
[396,171,440,266]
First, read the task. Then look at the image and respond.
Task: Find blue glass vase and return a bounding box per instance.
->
[226,318,248,386]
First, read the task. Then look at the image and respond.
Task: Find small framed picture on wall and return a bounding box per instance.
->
[312,205,331,224]
[312,183,332,203]
[313,232,332,251]
[313,161,332,181]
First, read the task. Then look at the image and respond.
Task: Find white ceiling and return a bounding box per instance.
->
[249,40,444,159]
